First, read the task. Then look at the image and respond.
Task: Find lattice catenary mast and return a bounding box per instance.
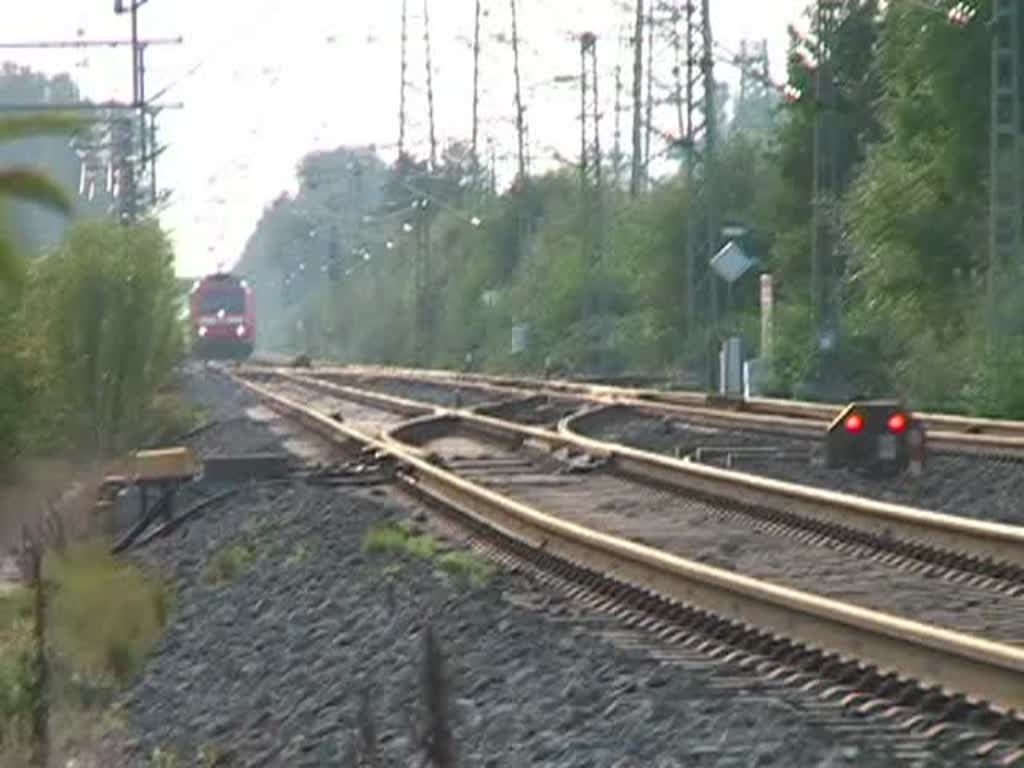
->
[989,0,1024,333]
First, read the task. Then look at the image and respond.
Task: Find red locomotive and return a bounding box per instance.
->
[188,272,255,360]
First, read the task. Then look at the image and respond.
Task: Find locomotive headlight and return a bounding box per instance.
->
[236,324,246,337]
[198,326,208,338]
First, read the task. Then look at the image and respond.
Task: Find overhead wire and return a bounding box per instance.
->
[172,1,797,270]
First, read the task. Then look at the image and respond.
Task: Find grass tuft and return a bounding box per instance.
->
[46,542,170,687]
[363,522,494,588]
[0,613,34,726]
[437,551,496,587]
[143,392,205,446]
[0,587,32,630]
[198,741,228,767]
[150,744,180,767]
[0,540,172,765]
[362,522,413,556]
[283,542,311,566]
[203,543,256,586]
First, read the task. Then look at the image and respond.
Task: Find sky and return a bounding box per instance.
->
[4,0,809,276]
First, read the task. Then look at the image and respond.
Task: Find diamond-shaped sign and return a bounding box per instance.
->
[710,241,753,284]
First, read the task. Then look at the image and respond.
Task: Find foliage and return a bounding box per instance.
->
[436,551,496,588]
[203,543,256,585]
[0,110,81,471]
[0,594,34,727]
[0,545,169,758]
[0,66,185,472]
[363,522,494,587]
[237,0,1023,417]
[23,217,183,456]
[45,542,171,687]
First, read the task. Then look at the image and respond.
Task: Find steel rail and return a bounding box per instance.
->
[231,370,1024,713]
[354,360,1024,434]
[559,405,1024,566]
[248,355,1024,435]
[266,361,1024,457]
[275,369,1024,567]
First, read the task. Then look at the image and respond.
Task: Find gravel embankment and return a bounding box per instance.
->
[95,368,936,766]
[583,411,1024,525]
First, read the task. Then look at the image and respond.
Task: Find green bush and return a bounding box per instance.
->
[46,542,171,687]
[0,589,34,729]
[363,522,494,587]
[0,296,32,474]
[0,545,170,757]
[23,217,183,456]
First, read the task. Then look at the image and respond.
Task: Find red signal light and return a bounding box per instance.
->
[844,413,864,433]
[888,412,907,434]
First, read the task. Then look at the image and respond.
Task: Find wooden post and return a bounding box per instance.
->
[21,529,49,768]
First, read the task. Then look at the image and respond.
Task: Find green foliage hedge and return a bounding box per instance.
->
[1,217,183,468]
[237,0,1024,418]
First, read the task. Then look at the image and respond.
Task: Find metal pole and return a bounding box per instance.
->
[130,1,139,106]
[128,0,140,220]
[399,0,408,159]
[580,37,588,193]
[150,110,157,204]
[810,0,823,344]
[643,8,654,188]
[471,0,482,171]
[685,0,697,339]
[510,0,527,183]
[591,34,604,268]
[422,0,438,170]
[672,3,685,138]
[138,44,147,205]
[702,0,717,339]
[989,0,1022,339]
[629,0,644,197]
[613,63,623,189]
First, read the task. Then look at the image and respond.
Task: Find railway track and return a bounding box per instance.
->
[292,361,1024,455]
[250,352,1024,434]
[240,362,1024,526]
[228,364,1024,765]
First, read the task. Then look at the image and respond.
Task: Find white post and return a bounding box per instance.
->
[760,272,774,363]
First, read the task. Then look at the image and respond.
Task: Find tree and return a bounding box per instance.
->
[0,110,79,470]
[26,218,183,455]
[763,0,882,394]
[841,0,992,407]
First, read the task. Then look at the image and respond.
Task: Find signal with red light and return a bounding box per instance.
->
[844,413,864,433]
[826,400,921,477]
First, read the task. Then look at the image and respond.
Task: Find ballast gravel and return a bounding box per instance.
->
[97,369,919,766]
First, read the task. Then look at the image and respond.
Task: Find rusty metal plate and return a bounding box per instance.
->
[114,447,201,482]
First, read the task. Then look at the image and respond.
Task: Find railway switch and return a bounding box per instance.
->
[825,400,923,478]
